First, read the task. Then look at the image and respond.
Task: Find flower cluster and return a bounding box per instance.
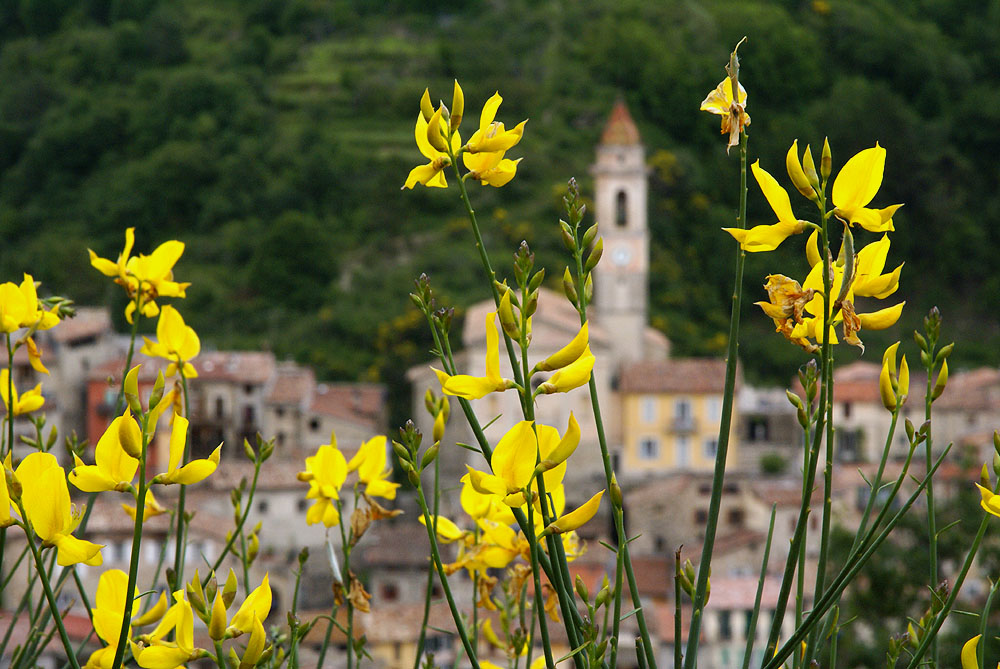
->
[404,81,527,189]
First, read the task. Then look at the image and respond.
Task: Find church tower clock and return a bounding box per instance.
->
[591,100,649,366]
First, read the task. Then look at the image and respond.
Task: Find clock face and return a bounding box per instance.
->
[611,244,633,267]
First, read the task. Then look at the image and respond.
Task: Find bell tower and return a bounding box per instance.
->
[591,100,649,366]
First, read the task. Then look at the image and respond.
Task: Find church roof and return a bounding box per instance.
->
[600,100,641,146]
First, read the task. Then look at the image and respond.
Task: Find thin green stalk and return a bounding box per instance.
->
[527,500,556,669]
[906,514,987,669]
[674,550,683,669]
[852,409,900,550]
[978,578,1000,669]
[337,497,355,669]
[0,564,39,660]
[213,640,227,669]
[683,118,749,669]
[765,444,950,669]
[923,355,938,667]
[110,413,151,669]
[287,555,305,669]
[171,370,192,590]
[413,454,441,669]
[414,484,480,669]
[15,516,82,669]
[202,459,261,589]
[742,505,776,669]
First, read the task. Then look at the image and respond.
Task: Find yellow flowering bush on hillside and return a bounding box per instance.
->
[2,40,1000,669]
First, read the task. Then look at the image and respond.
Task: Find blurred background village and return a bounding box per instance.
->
[1,0,999,667]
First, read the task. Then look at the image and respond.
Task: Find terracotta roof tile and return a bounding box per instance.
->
[195,351,275,384]
[309,383,385,426]
[47,307,112,343]
[600,100,641,146]
[619,358,733,394]
[267,363,315,405]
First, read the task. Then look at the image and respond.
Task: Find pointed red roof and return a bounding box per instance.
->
[600,100,641,145]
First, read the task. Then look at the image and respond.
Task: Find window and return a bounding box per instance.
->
[616,190,628,227]
[380,582,399,601]
[640,396,657,423]
[748,417,770,442]
[638,437,659,460]
[719,610,732,641]
[276,406,285,418]
[728,508,745,527]
[703,437,718,460]
[707,396,722,422]
[215,397,225,419]
[676,435,690,467]
[842,402,852,418]
[695,508,708,524]
[654,536,666,552]
[258,500,269,514]
[309,418,320,431]
[744,609,756,640]
[242,405,256,426]
[244,384,254,395]
[674,397,693,431]
[837,428,862,462]
[297,498,308,512]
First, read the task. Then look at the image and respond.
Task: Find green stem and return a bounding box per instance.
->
[171,370,192,590]
[527,500,556,669]
[924,353,938,667]
[213,640,227,669]
[852,408,900,550]
[413,454,441,669]
[201,459,261,589]
[110,414,151,669]
[682,124,749,669]
[414,484,480,669]
[742,506,776,669]
[674,550,683,669]
[15,519,82,669]
[338,497,355,669]
[765,443,950,669]
[978,578,1000,669]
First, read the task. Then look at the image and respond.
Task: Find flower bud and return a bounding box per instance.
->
[584,237,603,273]
[118,411,143,458]
[243,438,256,462]
[931,359,948,401]
[560,220,576,252]
[223,569,239,609]
[575,575,589,602]
[802,144,820,189]
[419,89,434,122]
[426,107,448,152]
[432,411,446,444]
[610,474,623,508]
[148,371,165,412]
[205,573,218,605]
[124,364,142,415]
[935,342,954,365]
[821,137,832,181]
[450,80,464,131]
[209,594,228,640]
[786,141,816,200]
[420,444,439,470]
[993,453,1000,480]
[424,389,436,416]
[785,390,803,410]
[498,290,520,340]
[584,272,594,302]
[407,468,421,488]
[563,267,577,303]
[981,464,992,489]
[582,223,599,250]
[528,269,546,293]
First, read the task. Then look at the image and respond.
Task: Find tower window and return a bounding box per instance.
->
[616,190,628,227]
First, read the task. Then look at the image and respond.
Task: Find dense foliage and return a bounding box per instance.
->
[1,0,998,420]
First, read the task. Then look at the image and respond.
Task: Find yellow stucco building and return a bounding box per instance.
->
[619,358,739,474]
